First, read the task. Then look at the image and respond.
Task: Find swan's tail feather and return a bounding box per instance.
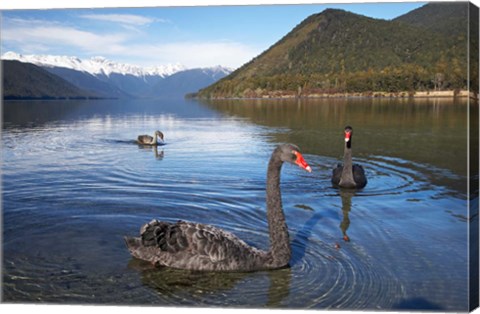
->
[124,236,144,259]
[124,236,162,264]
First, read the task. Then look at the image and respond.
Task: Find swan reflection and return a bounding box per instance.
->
[127,258,292,307]
[339,190,355,242]
[137,144,164,160]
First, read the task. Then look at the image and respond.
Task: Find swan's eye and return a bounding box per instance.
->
[291,150,298,161]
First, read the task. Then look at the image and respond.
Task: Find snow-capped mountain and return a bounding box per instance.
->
[2,51,233,99]
[2,51,186,78]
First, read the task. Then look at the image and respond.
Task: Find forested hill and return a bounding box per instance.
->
[394,2,469,37]
[198,2,476,98]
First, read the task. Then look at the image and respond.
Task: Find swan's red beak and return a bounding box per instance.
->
[344,131,352,142]
[293,151,312,172]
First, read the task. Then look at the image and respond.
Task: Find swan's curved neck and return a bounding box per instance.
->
[340,141,355,185]
[153,132,160,144]
[265,152,291,267]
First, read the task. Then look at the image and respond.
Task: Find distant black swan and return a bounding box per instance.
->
[331,126,367,189]
[137,130,164,145]
[125,143,312,271]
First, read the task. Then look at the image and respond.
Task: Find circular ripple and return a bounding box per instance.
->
[288,236,405,309]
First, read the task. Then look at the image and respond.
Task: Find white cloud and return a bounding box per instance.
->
[3,24,127,54]
[128,41,261,69]
[2,18,132,54]
[1,17,260,69]
[78,14,166,26]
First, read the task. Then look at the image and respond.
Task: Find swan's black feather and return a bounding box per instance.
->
[352,164,367,188]
[331,165,343,186]
[137,134,154,145]
[128,219,269,271]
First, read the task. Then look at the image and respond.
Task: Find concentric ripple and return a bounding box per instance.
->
[289,237,405,309]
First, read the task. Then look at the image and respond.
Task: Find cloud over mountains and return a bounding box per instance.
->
[1,12,260,69]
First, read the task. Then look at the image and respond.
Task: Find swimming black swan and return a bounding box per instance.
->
[124,143,312,271]
[137,130,164,145]
[331,126,367,189]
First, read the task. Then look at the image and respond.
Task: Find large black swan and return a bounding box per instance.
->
[125,143,312,271]
[137,130,164,145]
[331,126,367,189]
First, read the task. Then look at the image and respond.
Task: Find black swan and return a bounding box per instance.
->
[124,143,312,271]
[137,130,164,145]
[331,126,367,189]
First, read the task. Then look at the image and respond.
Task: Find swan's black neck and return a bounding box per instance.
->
[340,141,356,187]
[265,149,291,267]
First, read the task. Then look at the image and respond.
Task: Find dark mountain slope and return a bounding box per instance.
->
[45,66,131,98]
[2,60,98,100]
[107,73,163,97]
[394,2,469,37]
[396,2,477,94]
[150,67,231,98]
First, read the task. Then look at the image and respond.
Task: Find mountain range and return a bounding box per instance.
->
[198,2,478,98]
[2,52,232,99]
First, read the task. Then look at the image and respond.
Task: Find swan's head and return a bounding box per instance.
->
[279,143,312,173]
[155,130,164,141]
[344,126,353,143]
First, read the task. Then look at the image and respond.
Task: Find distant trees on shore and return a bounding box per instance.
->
[202,58,470,98]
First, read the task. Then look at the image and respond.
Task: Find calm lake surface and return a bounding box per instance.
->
[1,97,471,311]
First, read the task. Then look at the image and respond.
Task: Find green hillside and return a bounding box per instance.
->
[198,2,474,98]
[2,60,98,100]
[394,2,468,37]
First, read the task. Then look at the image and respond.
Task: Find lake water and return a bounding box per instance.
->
[1,97,473,311]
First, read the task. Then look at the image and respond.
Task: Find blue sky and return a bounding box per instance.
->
[0,1,431,69]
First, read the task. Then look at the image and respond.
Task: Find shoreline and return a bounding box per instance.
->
[196,90,478,100]
[303,90,475,99]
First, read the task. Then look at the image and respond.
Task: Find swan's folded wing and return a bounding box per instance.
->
[331,164,343,185]
[141,220,189,253]
[353,164,367,187]
[140,220,254,264]
[137,135,153,144]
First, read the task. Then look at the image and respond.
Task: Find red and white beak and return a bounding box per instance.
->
[293,151,312,173]
[344,131,352,142]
